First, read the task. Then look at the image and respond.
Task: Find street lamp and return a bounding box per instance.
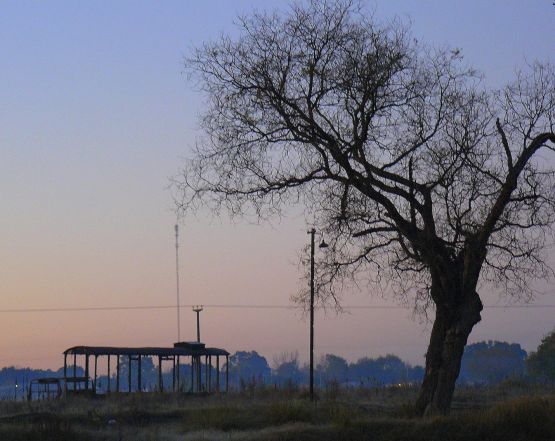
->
[308,228,328,402]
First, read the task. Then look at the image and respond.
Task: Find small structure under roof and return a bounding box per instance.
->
[28,377,63,401]
[62,342,230,396]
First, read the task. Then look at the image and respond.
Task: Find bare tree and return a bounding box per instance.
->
[175,0,555,415]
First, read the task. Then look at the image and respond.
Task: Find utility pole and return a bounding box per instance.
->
[308,228,315,402]
[175,224,181,342]
[193,306,203,342]
[308,228,327,402]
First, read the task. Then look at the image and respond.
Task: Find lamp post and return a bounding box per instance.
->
[193,306,203,342]
[308,228,327,401]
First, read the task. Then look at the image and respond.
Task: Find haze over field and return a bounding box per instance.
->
[1,0,554,370]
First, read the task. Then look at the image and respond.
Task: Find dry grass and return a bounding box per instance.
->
[1,385,555,440]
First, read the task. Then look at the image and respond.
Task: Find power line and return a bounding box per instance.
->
[0,304,295,313]
[1,303,555,314]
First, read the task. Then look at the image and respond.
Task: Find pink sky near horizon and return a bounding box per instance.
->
[1,0,555,370]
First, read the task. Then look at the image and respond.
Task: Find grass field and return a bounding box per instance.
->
[1,383,554,440]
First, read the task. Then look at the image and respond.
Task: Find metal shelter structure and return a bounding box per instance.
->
[62,342,229,395]
[28,377,63,401]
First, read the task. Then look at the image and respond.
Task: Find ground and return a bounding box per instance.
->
[1,382,554,440]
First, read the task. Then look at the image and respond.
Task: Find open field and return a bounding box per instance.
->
[1,383,555,441]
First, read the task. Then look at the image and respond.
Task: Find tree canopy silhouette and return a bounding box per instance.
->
[175,0,555,415]
[527,329,555,383]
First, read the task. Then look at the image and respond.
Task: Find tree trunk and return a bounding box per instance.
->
[416,292,483,416]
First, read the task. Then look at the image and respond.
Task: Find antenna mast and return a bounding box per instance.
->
[175,224,181,342]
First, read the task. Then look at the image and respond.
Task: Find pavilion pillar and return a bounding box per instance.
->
[107,355,111,393]
[85,355,90,391]
[196,356,199,392]
[208,356,212,393]
[94,355,98,394]
[206,356,209,393]
[225,355,229,393]
[176,356,180,391]
[216,356,220,393]
[190,356,194,392]
[158,356,163,392]
[73,354,77,390]
[172,356,176,392]
[128,355,132,392]
[138,355,142,392]
[63,354,67,395]
[116,356,120,392]
[194,356,198,393]
[197,356,201,392]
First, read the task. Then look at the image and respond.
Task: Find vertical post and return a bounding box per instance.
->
[128,355,132,392]
[190,356,194,392]
[94,355,98,394]
[208,356,212,393]
[107,355,111,393]
[73,353,77,390]
[138,356,142,392]
[85,355,90,391]
[225,355,229,393]
[205,355,208,392]
[158,356,163,392]
[176,356,180,392]
[63,354,67,395]
[309,228,315,402]
[191,355,197,392]
[197,356,201,392]
[116,356,120,393]
[172,356,176,392]
[216,356,220,393]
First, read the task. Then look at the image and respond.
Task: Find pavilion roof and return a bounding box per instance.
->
[63,345,229,357]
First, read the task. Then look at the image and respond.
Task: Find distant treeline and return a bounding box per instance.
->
[226,340,529,389]
[4,336,555,399]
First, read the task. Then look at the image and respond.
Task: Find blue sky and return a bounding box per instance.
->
[1,1,554,368]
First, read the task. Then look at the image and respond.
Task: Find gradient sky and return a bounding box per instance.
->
[1,1,555,370]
